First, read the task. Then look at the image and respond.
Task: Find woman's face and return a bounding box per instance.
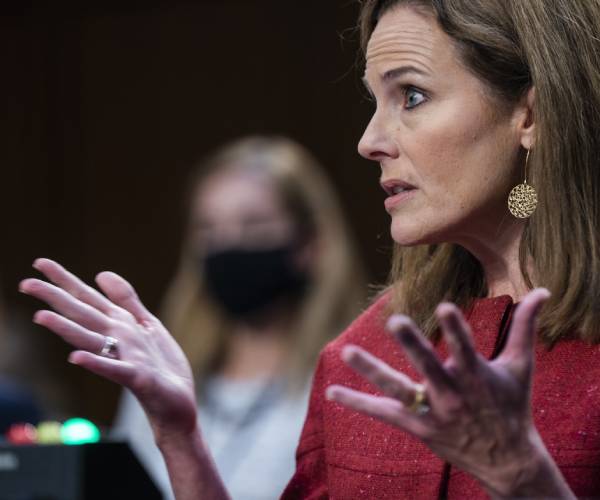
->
[359,5,528,248]
[191,166,296,254]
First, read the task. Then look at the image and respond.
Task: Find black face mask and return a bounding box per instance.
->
[200,244,309,320]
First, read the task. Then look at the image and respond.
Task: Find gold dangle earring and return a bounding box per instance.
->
[508,149,538,218]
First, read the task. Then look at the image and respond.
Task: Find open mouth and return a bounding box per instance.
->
[380,179,417,197]
[381,180,418,211]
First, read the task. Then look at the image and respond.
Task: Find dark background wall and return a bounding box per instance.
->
[0,1,393,425]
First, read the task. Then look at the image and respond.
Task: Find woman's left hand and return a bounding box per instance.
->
[326,288,573,499]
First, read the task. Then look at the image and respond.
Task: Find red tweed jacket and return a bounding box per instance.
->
[282,294,600,499]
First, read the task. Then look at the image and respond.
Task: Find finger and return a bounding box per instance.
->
[387,315,456,393]
[341,344,418,403]
[326,385,430,437]
[33,258,118,316]
[436,303,478,372]
[34,310,106,353]
[20,278,112,333]
[498,288,550,374]
[95,272,155,324]
[68,351,136,387]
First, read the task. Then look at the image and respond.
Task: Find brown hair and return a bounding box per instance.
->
[359,0,600,343]
[160,136,367,386]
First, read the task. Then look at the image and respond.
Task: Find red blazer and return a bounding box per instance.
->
[282,294,600,499]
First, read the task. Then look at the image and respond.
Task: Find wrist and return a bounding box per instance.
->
[152,420,200,451]
[483,427,573,499]
[151,420,230,500]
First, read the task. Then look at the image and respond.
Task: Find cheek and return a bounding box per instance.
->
[403,106,515,212]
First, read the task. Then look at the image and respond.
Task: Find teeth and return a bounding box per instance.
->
[392,187,406,194]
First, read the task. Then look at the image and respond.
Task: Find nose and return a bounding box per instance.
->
[357,109,400,162]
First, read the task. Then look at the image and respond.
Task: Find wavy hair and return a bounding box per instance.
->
[359,0,600,343]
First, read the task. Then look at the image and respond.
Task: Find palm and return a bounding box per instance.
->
[327,289,549,491]
[423,356,530,472]
[111,319,197,434]
[20,258,198,436]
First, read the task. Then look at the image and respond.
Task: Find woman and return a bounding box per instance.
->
[112,136,366,500]
[19,0,600,498]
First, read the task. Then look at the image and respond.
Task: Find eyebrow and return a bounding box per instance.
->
[362,65,429,92]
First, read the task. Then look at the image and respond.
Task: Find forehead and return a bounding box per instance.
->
[365,5,455,80]
[194,167,283,218]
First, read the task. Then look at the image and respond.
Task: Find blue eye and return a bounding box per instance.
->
[404,87,426,109]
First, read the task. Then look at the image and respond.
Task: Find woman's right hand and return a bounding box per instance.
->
[19,258,198,442]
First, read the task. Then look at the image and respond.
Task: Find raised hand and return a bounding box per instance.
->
[19,258,197,440]
[326,289,574,498]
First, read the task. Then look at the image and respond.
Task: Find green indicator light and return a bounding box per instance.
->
[60,418,100,445]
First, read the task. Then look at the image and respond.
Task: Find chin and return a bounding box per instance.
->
[389,201,476,248]
[390,225,430,247]
[389,216,448,247]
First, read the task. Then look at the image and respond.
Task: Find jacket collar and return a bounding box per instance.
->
[465,295,514,359]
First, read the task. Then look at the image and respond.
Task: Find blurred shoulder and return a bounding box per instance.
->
[0,378,41,433]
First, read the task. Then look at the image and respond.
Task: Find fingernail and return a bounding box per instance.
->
[340,345,355,363]
[436,302,456,317]
[67,354,79,365]
[386,314,407,333]
[325,387,336,401]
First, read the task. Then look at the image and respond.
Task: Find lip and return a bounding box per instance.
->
[381,179,418,212]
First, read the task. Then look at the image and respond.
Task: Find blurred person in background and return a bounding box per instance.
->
[112,136,366,499]
[0,290,41,435]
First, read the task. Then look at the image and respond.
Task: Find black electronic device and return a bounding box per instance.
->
[0,441,163,500]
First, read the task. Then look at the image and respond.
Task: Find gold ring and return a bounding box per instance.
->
[407,384,430,415]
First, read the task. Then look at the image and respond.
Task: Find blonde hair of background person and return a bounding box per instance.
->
[160,136,367,388]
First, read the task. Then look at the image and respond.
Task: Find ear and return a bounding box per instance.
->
[517,87,536,150]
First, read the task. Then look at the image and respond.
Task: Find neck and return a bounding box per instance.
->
[457,217,531,301]
[218,308,292,381]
